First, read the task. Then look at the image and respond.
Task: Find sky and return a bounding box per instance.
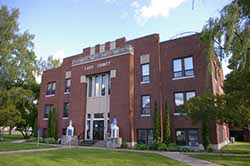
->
[1,0,232,75]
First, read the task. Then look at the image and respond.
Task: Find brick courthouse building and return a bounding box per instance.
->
[38,33,229,149]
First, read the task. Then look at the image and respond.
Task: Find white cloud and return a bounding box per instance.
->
[132,0,186,24]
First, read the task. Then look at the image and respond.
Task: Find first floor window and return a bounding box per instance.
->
[44,104,53,118]
[63,103,69,118]
[62,128,67,135]
[176,129,199,146]
[137,129,153,144]
[141,95,150,115]
[174,91,195,113]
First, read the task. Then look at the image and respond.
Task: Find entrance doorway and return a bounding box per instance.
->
[93,120,104,140]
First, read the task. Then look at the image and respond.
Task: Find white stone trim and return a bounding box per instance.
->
[140,114,151,117]
[100,44,105,53]
[110,70,117,78]
[211,139,230,150]
[80,75,87,83]
[140,81,150,84]
[43,118,48,121]
[45,94,55,97]
[110,41,116,50]
[65,71,71,79]
[140,54,150,64]
[90,47,95,55]
[172,75,195,80]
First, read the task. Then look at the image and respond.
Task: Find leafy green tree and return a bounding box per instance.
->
[201,0,250,127]
[0,6,38,137]
[48,107,57,139]
[153,101,160,143]
[163,100,171,145]
[37,55,61,74]
[182,93,224,150]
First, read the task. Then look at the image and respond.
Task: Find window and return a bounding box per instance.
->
[101,74,106,96]
[174,91,195,113]
[141,95,150,115]
[88,77,92,97]
[141,63,150,82]
[44,104,53,118]
[62,128,67,135]
[173,57,194,78]
[88,73,110,97]
[176,129,199,146]
[65,79,71,93]
[46,82,56,95]
[63,103,69,118]
[95,75,101,96]
[137,129,153,144]
[94,113,104,119]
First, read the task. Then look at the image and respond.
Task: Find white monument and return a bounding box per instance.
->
[111,118,119,138]
[106,118,122,148]
[67,120,74,137]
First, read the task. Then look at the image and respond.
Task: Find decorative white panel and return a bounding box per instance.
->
[100,44,105,53]
[90,47,95,55]
[140,54,150,64]
[110,69,116,78]
[65,71,71,79]
[110,41,116,50]
[80,75,87,83]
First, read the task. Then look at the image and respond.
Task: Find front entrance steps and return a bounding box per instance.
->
[93,140,106,147]
[78,140,106,147]
[79,140,96,146]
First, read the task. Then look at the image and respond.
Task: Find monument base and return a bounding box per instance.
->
[106,137,122,148]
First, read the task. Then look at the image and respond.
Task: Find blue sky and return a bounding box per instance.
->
[1,0,231,74]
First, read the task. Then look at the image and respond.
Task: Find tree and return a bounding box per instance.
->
[37,55,61,74]
[0,6,38,137]
[182,93,224,150]
[153,101,160,143]
[48,107,57,139]
[201,0,250,127]
[163,100,171,145]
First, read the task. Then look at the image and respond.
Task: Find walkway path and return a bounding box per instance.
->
[0,145,222,166]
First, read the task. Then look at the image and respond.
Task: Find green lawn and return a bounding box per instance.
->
[190,154,250,166]
[0,143,54,151]
[221,142,250,154]
[0,148,189,166]
[1,134,25,142]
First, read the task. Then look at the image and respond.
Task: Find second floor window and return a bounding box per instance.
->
[141,63,150,83]
[173,57,194,78]
[44,104,53,118]
[174,91,195,113]
[46,82,56,95]
[88,73,110,97]
[141,95,150,115]
[65,79,71,93]
[63,103,69,118]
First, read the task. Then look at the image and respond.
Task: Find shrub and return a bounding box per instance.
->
[121,140,128,148]
[180,147,191,152]
[157,143,168,151]
[207,145,214,152]
[148,143,158,150]
[135,144,148,150]
[166,143,179,151]
[44,137,56,144]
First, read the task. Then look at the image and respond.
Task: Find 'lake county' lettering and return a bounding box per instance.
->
[84,61,111,71]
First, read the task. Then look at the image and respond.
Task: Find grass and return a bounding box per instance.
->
[0,143,54,151]
[190,154,250,166]
[0,148,189,166]
[1,134,25,142]
[221,142,250,154]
